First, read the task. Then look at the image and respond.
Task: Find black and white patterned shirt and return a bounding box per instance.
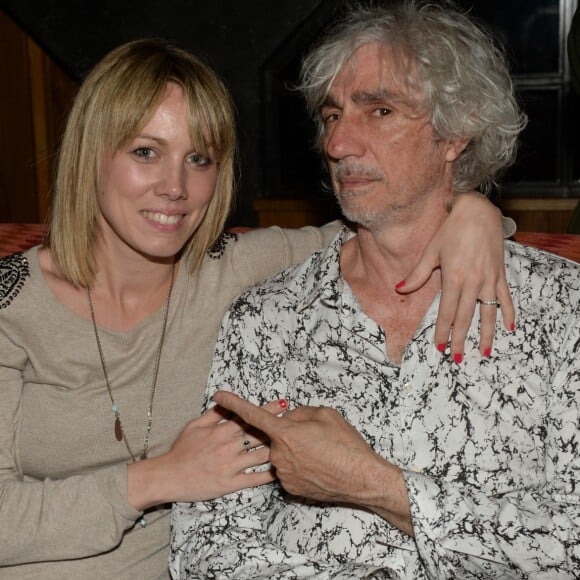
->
[171,229,580,579]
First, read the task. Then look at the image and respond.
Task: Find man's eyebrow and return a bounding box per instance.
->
[321,89,397,109]
[321,94,339,109]
[351,89,396,104]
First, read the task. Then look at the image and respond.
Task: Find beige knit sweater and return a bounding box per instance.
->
[0,224,337,579]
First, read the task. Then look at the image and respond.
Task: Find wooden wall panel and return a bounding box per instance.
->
[0,9,77,223]
[254,197,580,233]
[0,9,37,222]
[499,198,579,233]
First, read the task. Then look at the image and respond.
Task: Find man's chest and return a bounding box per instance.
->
[270,313,549,494]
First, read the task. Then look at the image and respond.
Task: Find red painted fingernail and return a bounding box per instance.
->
[436,343,446,353]
[395,280,406,289]
[278,399,288,409]
[510,322,516,332]
[453,353,463,364]
[483,347,492,357]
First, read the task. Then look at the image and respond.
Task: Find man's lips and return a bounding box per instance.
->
[338,176,377,188]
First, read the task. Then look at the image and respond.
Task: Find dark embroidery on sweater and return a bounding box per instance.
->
[207,232,238,260]
[0,253,30,309]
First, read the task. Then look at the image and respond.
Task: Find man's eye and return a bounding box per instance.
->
[322,113,340,125]
[373,107,392,117]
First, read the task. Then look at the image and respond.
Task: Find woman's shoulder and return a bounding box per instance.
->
[196,222,345,293]
[0,250,33,311]
[205,222,343,267]
[205,231,241,261]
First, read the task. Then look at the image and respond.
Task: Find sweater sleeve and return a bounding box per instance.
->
[227,214,512,293]
[0,305,141,566]
[230,222,342,289]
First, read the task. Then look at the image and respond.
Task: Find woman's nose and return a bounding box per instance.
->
[155,162,188,200]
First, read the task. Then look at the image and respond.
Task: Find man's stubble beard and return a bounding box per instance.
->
[335,185,432,232]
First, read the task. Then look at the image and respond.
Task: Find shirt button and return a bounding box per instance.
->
[403,382,413,393]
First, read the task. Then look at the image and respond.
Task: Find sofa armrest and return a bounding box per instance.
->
[1,224,578,263]
[0,223,46,258]
[514,231,580,263]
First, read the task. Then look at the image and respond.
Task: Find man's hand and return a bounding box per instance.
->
[212,391,414,535]
[398,193,515,360]
[127,399,285,510]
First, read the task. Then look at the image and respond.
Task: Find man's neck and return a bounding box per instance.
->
[340,193,450,363]
[343,190,450,283]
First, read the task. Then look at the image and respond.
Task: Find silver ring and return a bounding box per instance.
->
[477,298,500,307]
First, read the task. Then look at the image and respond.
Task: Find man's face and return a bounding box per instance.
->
[321,42,463,230]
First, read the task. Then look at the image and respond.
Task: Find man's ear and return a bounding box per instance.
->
[445,137,470,162]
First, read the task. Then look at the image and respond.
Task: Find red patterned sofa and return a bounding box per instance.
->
[1,222,579,262]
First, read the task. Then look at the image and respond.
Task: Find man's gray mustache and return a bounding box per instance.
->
[334,161,384,181]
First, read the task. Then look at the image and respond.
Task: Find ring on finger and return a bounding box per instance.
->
[476,298,500,307]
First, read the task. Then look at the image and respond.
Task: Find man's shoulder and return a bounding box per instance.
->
[237,246,326,305]
[229,231,345,323]
[506,240,579,284]
[505,240,579,316]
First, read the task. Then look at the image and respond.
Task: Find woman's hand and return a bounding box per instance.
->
[398,193,515,360]
[212,392,414,536]
[127,399,286,510]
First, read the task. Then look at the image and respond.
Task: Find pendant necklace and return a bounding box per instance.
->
[87,263,175,527]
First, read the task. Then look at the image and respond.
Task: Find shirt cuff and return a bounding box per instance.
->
[502,216,517,238]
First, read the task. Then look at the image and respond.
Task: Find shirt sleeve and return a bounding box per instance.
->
[170,299,385,579]
[403,304,580,578]
[0,332,142,566]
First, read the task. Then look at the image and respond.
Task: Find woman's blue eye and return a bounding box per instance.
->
[190,153,211,166]
[134,147,154,158]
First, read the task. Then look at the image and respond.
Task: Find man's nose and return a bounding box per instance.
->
[324,115,365,160]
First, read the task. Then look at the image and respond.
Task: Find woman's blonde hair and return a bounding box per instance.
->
[48,38,236,286]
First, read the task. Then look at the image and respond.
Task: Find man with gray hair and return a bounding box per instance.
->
[171,2,579,578]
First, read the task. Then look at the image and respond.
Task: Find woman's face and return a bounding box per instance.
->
[97,82,218,263]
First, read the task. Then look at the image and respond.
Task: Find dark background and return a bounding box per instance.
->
[0,0,577,226]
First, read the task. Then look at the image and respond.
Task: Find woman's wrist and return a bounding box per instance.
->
[450,191,515,237]
[127,455,171,511]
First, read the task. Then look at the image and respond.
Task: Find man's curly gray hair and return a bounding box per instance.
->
[298,1,527,194]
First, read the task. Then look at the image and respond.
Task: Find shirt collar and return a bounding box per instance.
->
[297,226,353,313]
[297,225,441,338]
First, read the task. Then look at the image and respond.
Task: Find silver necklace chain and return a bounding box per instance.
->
[87,264,175,463]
